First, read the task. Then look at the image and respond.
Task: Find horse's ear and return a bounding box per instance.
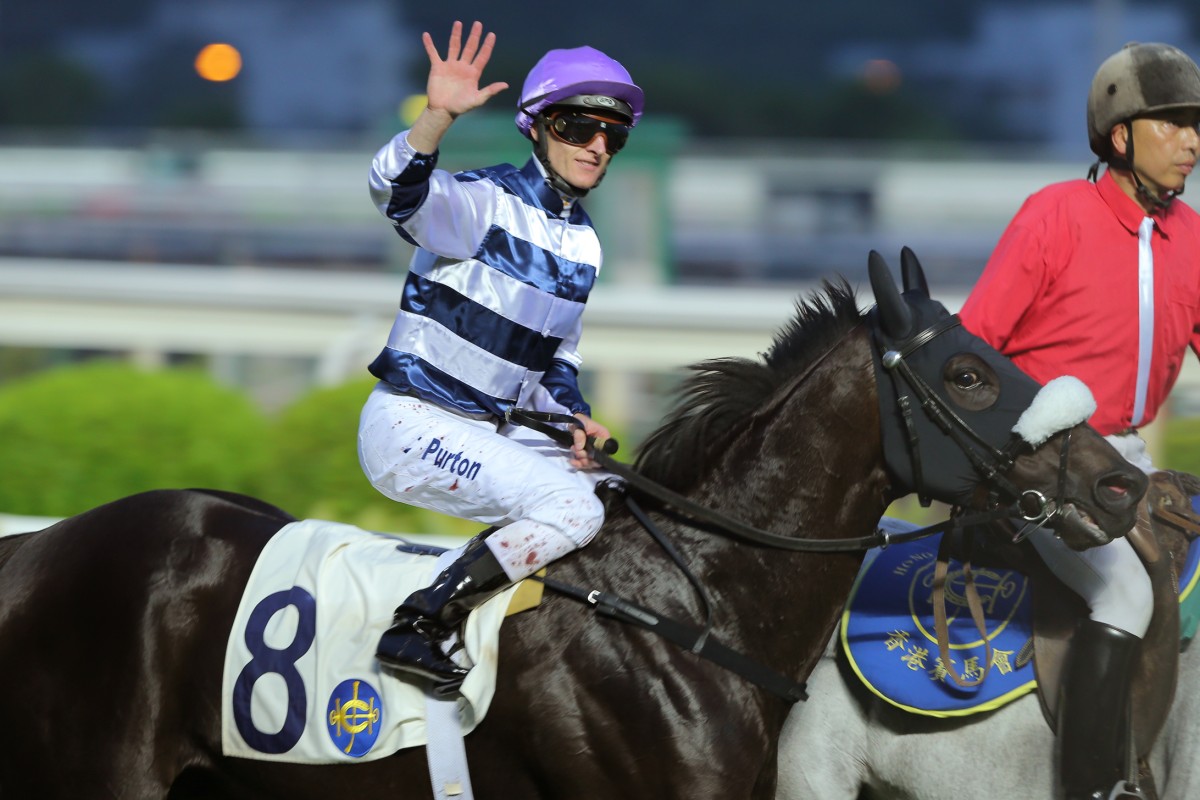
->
[899,246,930,298]
[869,250,913,339]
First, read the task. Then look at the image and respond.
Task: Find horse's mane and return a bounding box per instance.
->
[633,279,862,491]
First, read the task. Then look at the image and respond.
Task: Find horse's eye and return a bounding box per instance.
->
[952,370,982,390]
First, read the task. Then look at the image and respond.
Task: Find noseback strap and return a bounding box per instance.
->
[897,315,961,357]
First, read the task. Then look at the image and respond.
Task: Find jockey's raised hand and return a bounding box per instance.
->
[408,21,509,153]
[425,20,508,118]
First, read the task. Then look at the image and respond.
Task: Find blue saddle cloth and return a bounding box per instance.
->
[842,516,1200,718]
[841,519,1035,717]
[1179,495,1200,639]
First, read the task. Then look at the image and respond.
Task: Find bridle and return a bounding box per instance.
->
[509,311,1073,554]
[872,312,1068,536]
[502,306,1082,703]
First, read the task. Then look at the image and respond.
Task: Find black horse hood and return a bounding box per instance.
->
[868,248,1047,507]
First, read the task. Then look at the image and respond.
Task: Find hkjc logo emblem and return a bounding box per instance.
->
[326,678,383,757]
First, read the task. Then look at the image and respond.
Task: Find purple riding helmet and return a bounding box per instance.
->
[515,46,644,197]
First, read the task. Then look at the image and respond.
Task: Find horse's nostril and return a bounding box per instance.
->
[1096,472,1142,508]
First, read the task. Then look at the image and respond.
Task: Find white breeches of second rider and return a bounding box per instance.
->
[358,384,607,582]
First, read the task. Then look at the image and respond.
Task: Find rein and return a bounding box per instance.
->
[508,407,1031,552]
[507,310,1068,554]
[501,311,1080,703]
[506,408,1025,704]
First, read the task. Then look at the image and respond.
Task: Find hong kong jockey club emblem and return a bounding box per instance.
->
[842,534,1035,715]
[326,678,383,757]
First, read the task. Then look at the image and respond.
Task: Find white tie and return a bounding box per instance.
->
[1132,216,1155,426]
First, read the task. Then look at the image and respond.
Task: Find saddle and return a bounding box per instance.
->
[959,469,1200,759]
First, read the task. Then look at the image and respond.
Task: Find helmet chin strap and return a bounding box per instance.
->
[532,117,607,200]
[1122,121,1181,209]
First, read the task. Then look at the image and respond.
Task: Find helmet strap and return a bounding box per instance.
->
[1121,121,1179,209]
[532,116,606,200]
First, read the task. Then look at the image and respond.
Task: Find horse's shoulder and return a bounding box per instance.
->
[0,531,34,570]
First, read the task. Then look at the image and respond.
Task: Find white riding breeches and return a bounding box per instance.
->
[358,384,607,582]
[1028,433,1154,638]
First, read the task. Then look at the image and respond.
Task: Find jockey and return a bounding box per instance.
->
[358,21,643,693]
[960,42,1200,800]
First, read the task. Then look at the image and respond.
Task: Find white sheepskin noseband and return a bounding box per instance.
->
[1012,376,1097,448]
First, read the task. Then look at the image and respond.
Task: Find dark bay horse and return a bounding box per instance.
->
[0,250,1146,799]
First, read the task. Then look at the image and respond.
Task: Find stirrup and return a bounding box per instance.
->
[376,625,469,686]
[1106,781,1147,800]
[377,652,469,697]
[430,674,466,697]
[376,648,467,679]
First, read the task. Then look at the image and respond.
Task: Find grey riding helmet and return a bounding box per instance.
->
[1087,42,1200,160]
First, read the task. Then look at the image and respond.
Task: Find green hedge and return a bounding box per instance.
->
[0,362,629,537]
[0,360,270,516]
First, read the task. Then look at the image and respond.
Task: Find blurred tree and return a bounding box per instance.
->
[111,36,243,130]
[0,359,634,535]
[0,55,106,127]
[0,361,270,516]
[794,79,964,142]
[154,92,242,130]
[1162,416,1200,477]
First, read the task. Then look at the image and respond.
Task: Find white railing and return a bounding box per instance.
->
[0,514,59,536]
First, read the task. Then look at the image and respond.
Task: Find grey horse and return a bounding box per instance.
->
[777,603,1197,799]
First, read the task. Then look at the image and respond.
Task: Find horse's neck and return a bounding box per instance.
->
[674,328,889,673]
[698,326,889,536]
[0,532,33,571]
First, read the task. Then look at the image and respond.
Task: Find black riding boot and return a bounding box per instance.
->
[1057,619,1141,800]
[376,534,511,694]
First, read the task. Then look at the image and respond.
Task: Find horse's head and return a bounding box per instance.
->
[869,247,1146,548]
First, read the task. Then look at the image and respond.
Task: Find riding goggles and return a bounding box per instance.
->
[547,111,631,154]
